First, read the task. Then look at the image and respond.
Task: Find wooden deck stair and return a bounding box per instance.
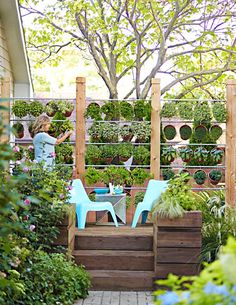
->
[72,225,155,291]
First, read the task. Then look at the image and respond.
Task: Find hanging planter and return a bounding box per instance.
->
[12,122,24,138]
[179,147,193,163]
[210,147,224,164]
[209,169,222,185]
[85,102,102,120]
[12,100,29,118]
[28,100,44,117]
[179,124,192,140]
[193,170,207,185]
[119,101,134,120]
[194,146,208,164]
[45,100,58,117]
[160,101,177,118]
[163,125,176,140]
[209,125,223,141]
[194,125,207,141]
[212,102,227,123]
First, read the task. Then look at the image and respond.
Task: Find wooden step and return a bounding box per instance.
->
[73,250,154,271]
[88,270,155,291]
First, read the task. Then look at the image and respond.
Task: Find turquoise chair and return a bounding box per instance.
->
[69,179,118,229]
[131,179,168,228]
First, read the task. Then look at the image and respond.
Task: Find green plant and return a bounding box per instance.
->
[133,146,150,165]
[194,125,207,140]
[209,170,222,182]
[12,122,24,138]
[102,166,132,186]
[152,173,197,219]
[100,145,117,158]
[179,124,192,140]
[162,169,175,180]
[132,122,151,142]
[101,101,120,120]
[131,168,150,185]
[134,191,145,206]
[12,145,25,161]
[119,125,134,141]
[28,100,44,117]
[119,101,134,120]
[85,145,101,164]
[118,143,133,159]
[193,170,207,185]
[210,125,223,141]
[100,122,119,142]
[160,101,177,118]
[178,147,193,162]
[57,100,74,116]
[194,146,209,163]
[161,146,177,165]
[88,122,102,142]
[12,100,29,118]
[85,167,101,185]
[210,147,224,164]
[50,112,74,137]
[212,102,227,122]
[45,100,58,116]
[55,144,74,164]
[193,101,212,123]
[85,102,102,120]
[163,125,176,140]
[133,100,149,120]
[178,101,194,120]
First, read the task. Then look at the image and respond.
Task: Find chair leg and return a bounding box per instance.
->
[141,211,148,224]
[76,207,87,229]
[131,205,143,228]
[108,208,119,227]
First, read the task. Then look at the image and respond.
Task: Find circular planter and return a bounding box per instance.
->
[194,125,207,141]
[163,125,176,140]
[65,110,73,117]
[209,170,222,185]
[13,123,24,139]
[179,125,192,140]
[193,170,207,185]
[210,125,223,141]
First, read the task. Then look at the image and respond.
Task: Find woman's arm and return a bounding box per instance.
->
[56,131,73,145]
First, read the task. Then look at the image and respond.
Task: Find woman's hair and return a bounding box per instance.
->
[31,115,51,137]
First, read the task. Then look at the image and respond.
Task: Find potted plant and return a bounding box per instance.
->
[101,122,119,143]
[132,122,151,143]
[212,102,227,123]
[12,100,29,118]
[209,169,222,185]
[102,166,132,187]
[210,147,224,164]
[85,102,102,120]
[162,169,175,180]
[179,147,193,163]
[131,168,150,185]
[161,146,177,165]
[85,167,101,185]
[193,170,207,185]
[194,146,208,164]
[85,145,101,165]
[194,125,207,140]
[45,100,58,117]
[120,125,134,142]
[88,122,102,142]
[160,101,177,118]
[101,101,120,120]
[28,100,44,117]
[119,101,134,120]
[100,145,117,164]
[133,100,149,121]
[179,124,192,140]
[209,125,223,141]
[163,125,176,140]
[178,101,194,120]
[133,146,150,165]
[12,122,24,138]
[118,143,133,161]
[50,112,74,137]
[193,101,212,123]
[55,144,74,164]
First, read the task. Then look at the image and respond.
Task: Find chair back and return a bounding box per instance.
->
[143,179,168,210]
[69,179,90,204]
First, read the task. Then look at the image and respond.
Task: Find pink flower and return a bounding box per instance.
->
[29,225,35,231]
[24,199,30,206]
[23,166,29,173]
[16,160,21,165]
[28,145,34,151]
[13,146,20,153]
[33,160,38,163]
[67,185,73,191]
[59,194,65,199]
[50,152,56,158]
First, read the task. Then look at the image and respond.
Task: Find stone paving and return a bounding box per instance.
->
[74,291,153,305]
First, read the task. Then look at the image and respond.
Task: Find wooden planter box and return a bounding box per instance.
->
[53,204,76,252]
[153,211,202,279]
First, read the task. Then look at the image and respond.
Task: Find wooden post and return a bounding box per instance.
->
[75,77,86,180]
[150,78,161,179]
[226,79,236,208]
[0,77,11,143]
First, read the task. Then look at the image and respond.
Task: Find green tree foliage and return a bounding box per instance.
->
[20,0,236,99]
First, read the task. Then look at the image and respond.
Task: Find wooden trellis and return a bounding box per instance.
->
[75,77,236,208]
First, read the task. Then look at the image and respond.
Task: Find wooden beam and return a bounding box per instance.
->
[0,77,11,143]
[150,79,161,179]
[75,77,86,180]
[225,79,236,208]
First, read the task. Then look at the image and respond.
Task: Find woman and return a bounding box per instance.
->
[32,115,73,167]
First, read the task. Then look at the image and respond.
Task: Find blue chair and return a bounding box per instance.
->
[69,179,118,229]
[131,179,168,228]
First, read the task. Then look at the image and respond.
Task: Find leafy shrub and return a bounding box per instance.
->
[133,146,150,165]
[85,167,101,185]
[178,101,194,119]
[12,100,29,118]
[85,102,102,120]
[193,101,212,122]
[160,102,177,118]
[212,102,227,122]
[119,101,134,120]
[28,100,44,117]
[131,168,150,185]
